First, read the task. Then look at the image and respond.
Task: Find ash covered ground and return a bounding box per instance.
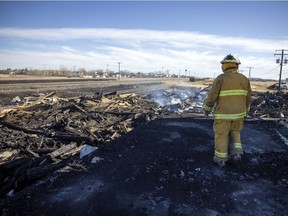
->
[0,78,288,216]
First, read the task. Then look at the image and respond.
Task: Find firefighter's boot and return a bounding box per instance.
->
[213,156,226,167]
[229,153,241,162]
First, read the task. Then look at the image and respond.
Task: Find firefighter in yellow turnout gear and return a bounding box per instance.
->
[204,54,252,167]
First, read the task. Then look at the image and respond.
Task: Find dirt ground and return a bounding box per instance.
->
[0,75,282,106]
[0,76,288,215]
[0,76,164,106]
[1,117,287,216]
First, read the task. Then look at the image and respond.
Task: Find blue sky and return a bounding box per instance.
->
[0,1,288,79]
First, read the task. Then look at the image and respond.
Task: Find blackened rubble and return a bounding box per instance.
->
[1,118,288,216]
[249,91,288,118]
[144,85,208,114]
[147,86,288,119]
[1,85,288,201]
[0,91,162,197]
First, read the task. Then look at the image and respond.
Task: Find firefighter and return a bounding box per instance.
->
[203,54,252,167]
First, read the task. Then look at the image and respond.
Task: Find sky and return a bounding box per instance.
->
[0,1,288,79]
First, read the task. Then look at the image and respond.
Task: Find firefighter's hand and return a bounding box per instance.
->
[203,109,210,117]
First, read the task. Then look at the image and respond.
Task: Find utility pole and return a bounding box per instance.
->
[117,62,122,80]
[274,49,288,91]
[247,67,253,80]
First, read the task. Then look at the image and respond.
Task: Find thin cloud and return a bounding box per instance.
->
[0,27,287,78]
[62,46,78,53]
[1,28,286,51]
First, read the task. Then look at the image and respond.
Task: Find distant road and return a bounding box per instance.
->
[0,77,116,84]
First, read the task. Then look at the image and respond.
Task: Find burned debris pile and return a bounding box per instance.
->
[0,91,160,197]
[144,86,207,114]
[1,86,288,197]
[249,91,288,118]
[146,86,288,119]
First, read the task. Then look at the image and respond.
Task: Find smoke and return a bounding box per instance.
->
[144,86,208,113]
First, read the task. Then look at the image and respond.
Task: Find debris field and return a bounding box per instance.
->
[0,81,288,215]
[0,91,161,197]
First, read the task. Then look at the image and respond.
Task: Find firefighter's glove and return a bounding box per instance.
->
[203,109,210,117]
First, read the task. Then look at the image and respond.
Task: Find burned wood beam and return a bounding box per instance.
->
[33,147,58,154]
[0,120,45,135]
[25,161,67,181]
[0,157,30,172]
[20,91,57,109]
[25,148,39,158]
[57,103,88,114]
[60,146,83,158]
[0,120,92,144]
[49,142,77,159]
[50,132,92,144]
[0,150,19,165]
[91,110,138,116]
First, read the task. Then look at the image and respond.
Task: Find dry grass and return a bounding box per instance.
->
[0,74,284,93]
[162,78,285,93]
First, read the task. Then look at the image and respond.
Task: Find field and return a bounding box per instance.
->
[0,74,282,107]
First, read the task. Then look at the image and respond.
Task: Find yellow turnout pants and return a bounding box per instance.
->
[213,118,244,161]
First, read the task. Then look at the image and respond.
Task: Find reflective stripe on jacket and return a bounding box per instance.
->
[204,68,252,120]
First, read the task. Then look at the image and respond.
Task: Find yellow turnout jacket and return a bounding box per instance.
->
[204,68,252,120]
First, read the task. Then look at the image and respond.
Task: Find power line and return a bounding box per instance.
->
[262,65,280,75]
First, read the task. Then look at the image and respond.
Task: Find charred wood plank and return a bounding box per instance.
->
[20,91,57,110]
[0,161,67,197]
[0,157,30,173]
[33,147,58,154]
[0,120,92,144]
[91,110,137,116]
[0,157,29,185]
[25,161,67,181]
[50,132,92,144]
[0,120,45,135]
[49,142,77,159]
[60,146,83,158]
[25,148,39,158]
[57,103,88,114]
[0,150,19,165]
[14,155,52,180]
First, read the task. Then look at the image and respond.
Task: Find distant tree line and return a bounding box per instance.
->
[0,68,188,79]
